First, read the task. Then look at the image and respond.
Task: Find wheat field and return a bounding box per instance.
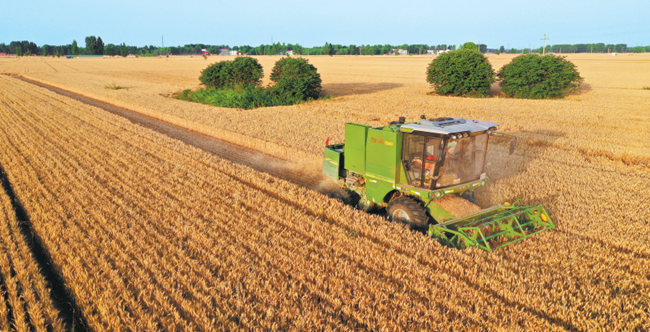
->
[0,54,648,330]
[0,170,64,331]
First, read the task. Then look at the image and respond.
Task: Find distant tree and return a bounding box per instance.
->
[461,42,477,51]
[426,48,495,97]
[85,36,96,54]
[96,37,104,55]
[478,44,487,53]
[71,40,78,55]
[119,43,128,57]
[499,45,505,53]
[104,44,117,56]
[199,57,263,89]
[84,36,104,55]
[497,54,582,99]
[270,57,322,100]
[42,45,48,56]
[323,42,334,56]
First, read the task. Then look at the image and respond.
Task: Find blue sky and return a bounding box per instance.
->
[2,0,649,48]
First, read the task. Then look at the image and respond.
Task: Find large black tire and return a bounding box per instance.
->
[387,196,429,230]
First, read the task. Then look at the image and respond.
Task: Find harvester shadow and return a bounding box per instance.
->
[321,82,403,97]
[0,163,89,331]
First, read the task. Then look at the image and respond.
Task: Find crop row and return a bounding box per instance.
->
[0,75,647,330]
[0,175,64,331]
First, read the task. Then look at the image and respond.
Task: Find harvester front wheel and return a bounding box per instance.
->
[387,197,429,230]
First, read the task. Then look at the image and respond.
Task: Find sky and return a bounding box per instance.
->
[2,0,649,48]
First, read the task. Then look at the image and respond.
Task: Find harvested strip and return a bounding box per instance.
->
[0,74,648,331]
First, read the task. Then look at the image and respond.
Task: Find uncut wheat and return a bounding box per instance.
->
[1,74,649,330]
[0,179,65,331]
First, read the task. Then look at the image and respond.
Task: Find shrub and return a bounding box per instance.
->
[199,61,230,89]
[426,49,495,97]
[176,87,300,110]
[199,57,263,89]
[497,54,583,99]
[229,57,263,88]
[270,57,322,100]
[188,57,321,109]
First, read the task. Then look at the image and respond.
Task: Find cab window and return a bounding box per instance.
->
[402,134,442,188]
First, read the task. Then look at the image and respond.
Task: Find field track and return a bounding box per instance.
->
[13,75,329,192]
[0,55,648,330]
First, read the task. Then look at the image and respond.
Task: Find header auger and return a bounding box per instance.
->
[323,116,555,251]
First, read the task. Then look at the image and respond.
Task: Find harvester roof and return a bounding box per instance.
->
[399,117,498,136]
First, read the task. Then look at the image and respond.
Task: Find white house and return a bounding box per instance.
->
[218,48,239,56]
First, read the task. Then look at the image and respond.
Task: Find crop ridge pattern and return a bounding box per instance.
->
[0,55,648,330]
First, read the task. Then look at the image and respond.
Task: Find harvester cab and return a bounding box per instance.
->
[323,116,555,251]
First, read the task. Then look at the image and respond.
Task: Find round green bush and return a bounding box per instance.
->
[426,49,495,97]
[229,57,263,87]
[270,57,322,100]
[199,61,230,89]
[199,57,263,89]
[497,54,583,99]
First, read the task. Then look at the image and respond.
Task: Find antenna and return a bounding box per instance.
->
[540,34,549,55]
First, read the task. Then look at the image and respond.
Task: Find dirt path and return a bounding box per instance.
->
[14,75,336,193]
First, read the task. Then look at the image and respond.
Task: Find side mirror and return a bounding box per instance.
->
[420,114,426,120]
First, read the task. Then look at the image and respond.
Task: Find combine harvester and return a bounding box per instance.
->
[323,116,554,251]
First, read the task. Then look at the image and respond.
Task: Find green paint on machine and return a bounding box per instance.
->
[323,117,555,252]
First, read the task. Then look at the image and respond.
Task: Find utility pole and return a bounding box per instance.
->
[540,34,549,55]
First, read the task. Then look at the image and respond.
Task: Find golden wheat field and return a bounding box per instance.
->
[0,182,64,331]
[0,54,649,330]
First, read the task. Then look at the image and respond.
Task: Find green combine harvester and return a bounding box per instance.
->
[323,116,555,251]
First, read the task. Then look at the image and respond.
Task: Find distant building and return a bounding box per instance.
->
[391,48,408,55]
[201,49,209,56]
[218,48,239,56]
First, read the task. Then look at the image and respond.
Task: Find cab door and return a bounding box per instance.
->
[401,133,443,188]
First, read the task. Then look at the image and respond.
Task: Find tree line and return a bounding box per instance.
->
[1,37,648,56]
